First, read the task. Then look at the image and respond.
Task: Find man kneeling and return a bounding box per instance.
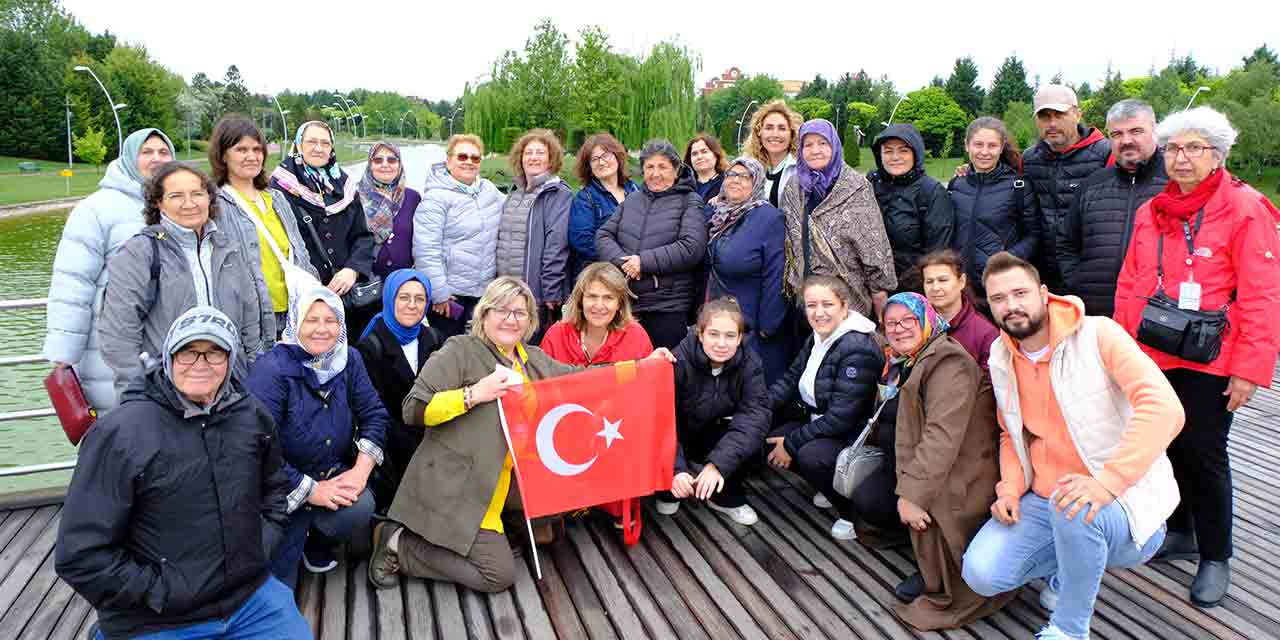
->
[55,307,310,639]
[961,253,1184,640]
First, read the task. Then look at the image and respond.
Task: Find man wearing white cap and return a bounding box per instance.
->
[1021,84,1112,294]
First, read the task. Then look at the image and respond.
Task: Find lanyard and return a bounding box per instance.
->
[1155,208,1204,288]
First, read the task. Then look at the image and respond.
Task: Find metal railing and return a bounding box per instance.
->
[0,297,77,478]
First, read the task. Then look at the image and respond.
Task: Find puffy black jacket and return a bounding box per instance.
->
[769,328,883,457]
[55,369,290,639]
[671,331,771,478]
[948,161,1041,294]
[869,125,956,293]
[1058,150,1168,316]
[1021,125,1112,290]
[596,172,709,314]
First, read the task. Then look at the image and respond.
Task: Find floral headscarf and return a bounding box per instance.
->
[281,284,348,384]
[356,141,405,244]
[885,292,950,367]
[708,156,767,241]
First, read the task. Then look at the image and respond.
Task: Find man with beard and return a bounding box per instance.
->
[960,252,1184,640]
[1058,100,1167,316]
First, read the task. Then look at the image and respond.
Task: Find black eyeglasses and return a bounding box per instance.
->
[174,348,228,365]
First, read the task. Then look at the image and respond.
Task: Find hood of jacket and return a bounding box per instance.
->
[997,292,1085,356]
[98,158,145,202]
[871,124,927,185]
[423,161,494,196]
[646,166,697,199]
[1036,124,1109,159]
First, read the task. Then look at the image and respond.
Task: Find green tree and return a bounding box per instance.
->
[0,0,93,159]
[985,55,1034,116]
[1224,96,1280,177]
[706,74,783,152]
[73,124,106,170]
[620,41,698,150]
[868,76,900,141]
[1075,81,1093,101]
[895,87,968,157]
[828,72,856,136]
[797,73,829,100]
[791,97,832,121]
[219,64,250,118]
[1003,101,1037,151]
[944,56,985,116]
[1083,67,1127,129]
[848,69,875,103]
[843,102,877,167]
[1142,68,1190,118]
[568,25,625,136]
[1241,44,1279,71]
[1169,53,1208,85]
[510,18,571,132]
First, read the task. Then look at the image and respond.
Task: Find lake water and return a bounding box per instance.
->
[0,144,446,493]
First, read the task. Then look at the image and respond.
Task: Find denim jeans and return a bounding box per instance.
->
[272,489,376,588]
[96,576,310,639]
[961,492,1165,639]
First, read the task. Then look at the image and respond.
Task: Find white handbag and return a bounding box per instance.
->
[832,391,894,499]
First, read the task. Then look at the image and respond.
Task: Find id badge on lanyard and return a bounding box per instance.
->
[1175,212,1205,311]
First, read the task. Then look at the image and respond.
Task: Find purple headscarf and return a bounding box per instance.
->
[796,119,844,199]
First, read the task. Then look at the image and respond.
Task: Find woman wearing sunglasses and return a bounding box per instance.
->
[358,141,421,278]
[413,134,505,337]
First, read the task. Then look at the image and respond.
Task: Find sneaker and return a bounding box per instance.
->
[894,572,924,603]
[830,518,857,540]
[707,501,758,526]
[1034,623,1084,639]
[368,521,402,589]
[813,493,833,509]
[656,499,681,515]
[302,545,338,574]
[1039,575,1060,612]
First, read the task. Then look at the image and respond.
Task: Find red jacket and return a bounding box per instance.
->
[539,320,654,366]
[1114,171,1280,387]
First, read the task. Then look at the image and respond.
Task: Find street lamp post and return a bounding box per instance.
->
[448,106,463,136]
[1186,86,1211,110]
[65,95,72,195]
[735,100,759,151]
[334,94,365,138]
[882,96,909,127]
[270,95,291,150]
[74,65,125,154]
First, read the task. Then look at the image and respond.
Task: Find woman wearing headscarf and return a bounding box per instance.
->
[706,156,788,384]
[270,121,376,338]
[44,127,176,410]
[355,269,443,514]
[357,141,422,278]
[245,285,389,588]
[875,293,1010,629]
[780,119,897,322]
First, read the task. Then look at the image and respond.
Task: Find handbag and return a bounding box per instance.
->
[832,386,896,499]
[1136,209,1230,364]
[297,209,383,309]
[44,366,96,445]
[224,186,322,300]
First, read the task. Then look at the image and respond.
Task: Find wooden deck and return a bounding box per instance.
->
[2,368,1279,639]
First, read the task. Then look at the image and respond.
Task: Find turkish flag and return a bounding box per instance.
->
[498,359,677,519]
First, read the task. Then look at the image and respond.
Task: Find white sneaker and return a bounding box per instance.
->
[655,499,681,515]
[708,501,758,526]
[1035,623,1084,639]
[1040,575,1060,612]
[813,493,833,509]
[830,518,857,540]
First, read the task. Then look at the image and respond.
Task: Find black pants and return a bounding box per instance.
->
[849,464,900,530]
[768,420,852,517]
[663,423,756,508]
[1164,368,1234,561]
[427,295,479,339]
[639,310,690,351]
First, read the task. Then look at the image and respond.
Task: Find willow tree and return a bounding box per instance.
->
[463,75,518,151]
[620,41,699,151]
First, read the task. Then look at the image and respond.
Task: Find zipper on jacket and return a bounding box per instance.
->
[967,180,984,277]
[194,235,214,305]
[1117,175,1139,274]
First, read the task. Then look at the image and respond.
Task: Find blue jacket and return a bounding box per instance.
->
[707,203,787,337]
[568,178,636,279]
[245,344,389,511]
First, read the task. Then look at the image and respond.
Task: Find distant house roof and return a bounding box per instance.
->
[780,80,805,97]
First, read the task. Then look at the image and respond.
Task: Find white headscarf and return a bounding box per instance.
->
[281,284,348,384]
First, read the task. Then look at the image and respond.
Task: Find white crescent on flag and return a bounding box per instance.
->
[535,403,599,476]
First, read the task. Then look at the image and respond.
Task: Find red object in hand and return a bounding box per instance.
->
[44,366,97,445]
[499,359,676,520]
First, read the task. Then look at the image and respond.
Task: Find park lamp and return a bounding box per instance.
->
[882,96,910,127]
[74,65,126,153]
[1185,86,1211,110]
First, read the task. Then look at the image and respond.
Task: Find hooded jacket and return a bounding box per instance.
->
[1057,150,1168,316]
[947,161,1041,295]
[43,129,176,410]
[670,330,771,478]
[56,307,291,639]
[868,125,956,293]
[568,178,637,281]
[595,172,709,314]
[1021,124,1112,290]
[496,174,573,304]
[412,162,505,300]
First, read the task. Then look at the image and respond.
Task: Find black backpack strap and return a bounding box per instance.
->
[1011,178,1026,220]
[148,234,161,283]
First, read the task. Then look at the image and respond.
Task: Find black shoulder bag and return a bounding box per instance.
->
[1136,209,1230,364]
[299,212,383,309]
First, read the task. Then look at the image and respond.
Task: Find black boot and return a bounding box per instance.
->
[1152,530,1199,563]
[894,572,924,603]
[1190,560,1230,608]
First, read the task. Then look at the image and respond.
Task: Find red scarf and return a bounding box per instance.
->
[1149,168,1224,232]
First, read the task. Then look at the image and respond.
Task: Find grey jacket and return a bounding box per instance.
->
[496,175,573,304]
[99,220,262,396]
[413,163,505,300]
[215,186,320,346]
[595,176,709,314]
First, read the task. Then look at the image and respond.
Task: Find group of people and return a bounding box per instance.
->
[44,83,1280,640]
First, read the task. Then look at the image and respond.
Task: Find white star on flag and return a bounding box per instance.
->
[596,416,624,448]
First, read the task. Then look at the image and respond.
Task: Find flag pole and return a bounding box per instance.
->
[497,401,543,580]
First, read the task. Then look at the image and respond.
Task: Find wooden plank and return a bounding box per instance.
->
[431,581,468,640]
[74,609,96,640]
[1108,569,1249,640]
[683,505,817,639]
[595,515,710,640]
[46,592,92,640]
[0,538,65,638]
[510,548,557,640]
[482,585,524,640]
[319,549,348,640]
[0,508,60,621]
[460,588,496,639]
[296,568,324,636]
[1127,565,1273,640]
[648,508,771,640]
[0,506,51,588]
[565,519,647,639]
[16,572,78,640]
[403,579,436,640]
[639,509,740,639]
[583,519,680,640]
[349,558,374,639]
[373,577,407,640]
[547,532,617,640]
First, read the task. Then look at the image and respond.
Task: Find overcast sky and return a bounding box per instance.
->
[63,0,1275,101]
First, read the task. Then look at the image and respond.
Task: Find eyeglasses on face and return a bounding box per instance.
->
[1164,142,1215,159]
[724,170,752,181]
[302,139,333,149]
[523,148,548,158]
[174,348,228,365]
[590,153,615,165]
[491,307,530,322]
[164,191,210,205]
[884,316,919,332]
[454,153,481,163]
[371,155,400,166]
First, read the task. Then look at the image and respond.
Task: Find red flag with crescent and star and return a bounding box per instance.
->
[497,358,676,520]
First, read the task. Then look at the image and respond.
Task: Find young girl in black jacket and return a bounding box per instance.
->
[657,297,771,525]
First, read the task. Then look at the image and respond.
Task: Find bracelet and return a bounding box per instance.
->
[463,386,474,410]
